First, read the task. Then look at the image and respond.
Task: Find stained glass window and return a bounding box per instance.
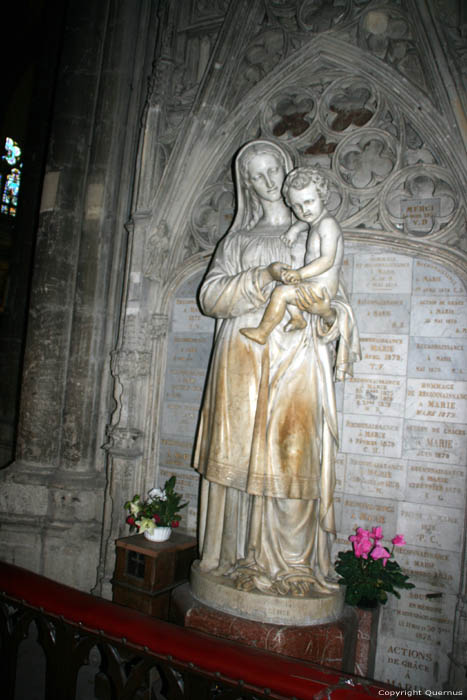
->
[1,137,22,217]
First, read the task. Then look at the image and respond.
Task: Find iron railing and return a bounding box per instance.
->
[0,560,393,699]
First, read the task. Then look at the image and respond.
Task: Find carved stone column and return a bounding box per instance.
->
[0,0,157,591]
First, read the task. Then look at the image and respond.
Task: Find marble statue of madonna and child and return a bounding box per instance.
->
[190,139,361,624]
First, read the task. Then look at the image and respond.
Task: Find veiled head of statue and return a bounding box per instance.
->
[238,143,287,188]
[231,140,294,232]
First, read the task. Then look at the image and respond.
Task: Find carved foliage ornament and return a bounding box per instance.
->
[358,7,426,90]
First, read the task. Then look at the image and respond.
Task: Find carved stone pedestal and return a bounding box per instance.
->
[172,583,380,677]
[190,560,345,626]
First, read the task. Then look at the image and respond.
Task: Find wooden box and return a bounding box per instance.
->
[112,532,197,619]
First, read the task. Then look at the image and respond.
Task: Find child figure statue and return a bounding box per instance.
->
[240,167,343,345]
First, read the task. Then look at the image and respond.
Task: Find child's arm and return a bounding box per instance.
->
[285,218,341,283]
[281,220,308,248]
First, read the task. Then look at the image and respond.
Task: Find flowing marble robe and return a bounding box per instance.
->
[193,222,360,594]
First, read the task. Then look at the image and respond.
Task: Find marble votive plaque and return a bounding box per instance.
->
[408,336,467,380]
[345,455,406,500]
[357,334,408,376]
[343,375,406,417]
[405,378,467,423]
[403,420,467,465]
[352,294,411,335]
[353,254,413,294]
[342,414,403,458]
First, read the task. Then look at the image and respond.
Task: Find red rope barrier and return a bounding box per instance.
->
[0,560,393,699]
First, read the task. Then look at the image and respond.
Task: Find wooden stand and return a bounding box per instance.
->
[112,533,197,620]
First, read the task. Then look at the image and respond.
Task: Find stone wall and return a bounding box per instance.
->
[0,0,158,590]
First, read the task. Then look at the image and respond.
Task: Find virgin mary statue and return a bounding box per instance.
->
[191,139,360,613]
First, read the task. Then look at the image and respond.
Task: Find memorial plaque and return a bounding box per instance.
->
[404,420,467,466]
[343,375,406,417]
[169,333,214,367]
[382,589,457,649]
[408,337,467,380]
[410,295,467,338]
[158,270,215,536]
[375,635,449,691]
[342,414,403,458]
[345,455,406,500]
[398,502,463,552]
[405,462,466,509]
[159,437,193,471]
[341,494,397,534]
[356,334,408,376]
[172,297,216,333]
[161,402,202,438]
[353,254,413,294]
[352,294,411,334]
[401,197,441,235]
[395,545,460,593]
[164,367,207,403]
[413,259,465,296]
[405,379,467,423]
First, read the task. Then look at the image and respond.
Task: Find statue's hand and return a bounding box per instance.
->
[296,286,336,323]
[281,230,298,248]
[267,261,291,282]
[281,269,301,284]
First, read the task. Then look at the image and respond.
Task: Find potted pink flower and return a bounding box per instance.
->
[335,526,414,607]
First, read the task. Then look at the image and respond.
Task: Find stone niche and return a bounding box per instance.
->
[156,245,466,692]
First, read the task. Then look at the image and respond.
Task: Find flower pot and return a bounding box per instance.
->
[144,526,171,542]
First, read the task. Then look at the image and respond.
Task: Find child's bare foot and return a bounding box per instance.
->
[240,327,268,345]
[284,316,307,332]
